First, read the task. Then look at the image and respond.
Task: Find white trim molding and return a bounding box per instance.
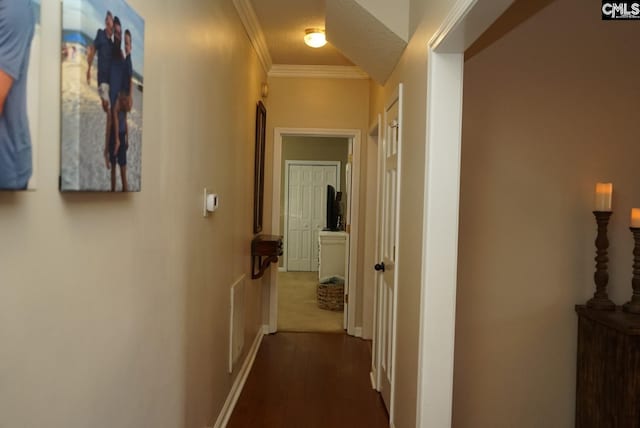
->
[232,0,273,73]
[214,326,265,428]
[416,0,514,427]
[370,371,377,390]
[428,0,477,51]
[269,65,369,80]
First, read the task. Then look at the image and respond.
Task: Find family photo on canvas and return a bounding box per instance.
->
[86,10,134,191]
[61,0,144,192]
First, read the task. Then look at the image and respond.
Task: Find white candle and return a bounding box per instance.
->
[594,182,613,212]
[632,209,640,228]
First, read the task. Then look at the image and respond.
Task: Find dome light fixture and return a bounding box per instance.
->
[304,28,327,48]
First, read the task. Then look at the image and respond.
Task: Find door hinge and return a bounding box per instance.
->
[345,224,351,234]
[348,154,353,163]
[345,294,349,304]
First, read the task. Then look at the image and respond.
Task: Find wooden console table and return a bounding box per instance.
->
[251,235,283,279]
[575,305,640,427]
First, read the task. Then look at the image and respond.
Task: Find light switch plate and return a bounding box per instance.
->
[203,188,209,217]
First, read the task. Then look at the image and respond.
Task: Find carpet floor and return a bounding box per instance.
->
[277,271,344,333]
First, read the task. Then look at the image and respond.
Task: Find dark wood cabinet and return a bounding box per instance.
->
[575,305,640,427]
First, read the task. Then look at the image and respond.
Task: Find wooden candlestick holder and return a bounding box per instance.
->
[587,211,615,311]
[623,227,640,314]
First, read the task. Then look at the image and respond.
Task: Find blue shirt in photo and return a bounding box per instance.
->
[93,28,112,86]
[0,0,35,189]
[109,57,127,133]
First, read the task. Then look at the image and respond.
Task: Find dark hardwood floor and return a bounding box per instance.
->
[227,332,389,428]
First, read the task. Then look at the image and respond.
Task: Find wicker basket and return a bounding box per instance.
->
[317,281,344,311]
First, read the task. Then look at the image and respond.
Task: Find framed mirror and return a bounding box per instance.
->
[253,100,266,233]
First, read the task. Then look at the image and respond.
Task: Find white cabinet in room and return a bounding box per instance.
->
[318,231,348,282]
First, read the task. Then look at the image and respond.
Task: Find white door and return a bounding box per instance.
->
[286,162,339,271]
[287,165,313,271]
[376,85,402,413]
[310,166,337,271]
[371,115,383,390]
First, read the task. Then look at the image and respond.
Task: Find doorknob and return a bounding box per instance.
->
[374,262,385,272]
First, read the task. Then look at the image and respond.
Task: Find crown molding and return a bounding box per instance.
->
[232,0,272,73]
[268,65,369,80]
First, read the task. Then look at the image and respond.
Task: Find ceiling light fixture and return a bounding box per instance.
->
[304,28,327,48]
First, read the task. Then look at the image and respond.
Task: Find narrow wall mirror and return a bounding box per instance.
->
[253,100,266,234]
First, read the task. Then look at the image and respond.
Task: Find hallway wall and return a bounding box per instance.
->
[264,76,370,331]
[368,0,453,426]
[455,0,640,426]
[0,1,266,427]
[369,0,640,425]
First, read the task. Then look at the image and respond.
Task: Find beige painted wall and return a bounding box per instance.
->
[0,1,266,427]
[454,0,640,426]
[264,76,370,329]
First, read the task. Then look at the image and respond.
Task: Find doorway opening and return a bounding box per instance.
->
[268,128,361,336]
[280,137,347,332]
[415,1,514,426]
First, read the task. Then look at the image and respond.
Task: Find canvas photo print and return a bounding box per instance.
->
[61,0,144,192]
[0,0,40,191]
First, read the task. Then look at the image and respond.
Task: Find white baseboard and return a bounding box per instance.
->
[354,327,363,338]
[278,267,286,272]
[214,325,265,428]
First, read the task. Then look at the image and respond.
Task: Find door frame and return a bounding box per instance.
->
[416,0,514,426]
[269,128,361,337]
[283,160,341,272]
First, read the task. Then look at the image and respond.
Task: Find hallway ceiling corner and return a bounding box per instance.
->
[236,0,408,83]
[248,0,354,68]
[326,0,407,84]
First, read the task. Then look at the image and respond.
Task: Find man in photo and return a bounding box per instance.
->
[107,16,128,192]
[86,10,114,169]
[112,28,133,157]
[0,0,36,190]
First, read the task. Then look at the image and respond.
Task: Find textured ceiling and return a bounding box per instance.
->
[249,0,354,66]
[326,0,406,83]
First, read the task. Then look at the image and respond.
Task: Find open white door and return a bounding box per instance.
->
[370,115,383,391]
[286,165,313,271]
[375,85,402,415]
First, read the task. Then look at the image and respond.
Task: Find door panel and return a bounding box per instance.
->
[287,163,339,272]
[287,165,309,271]
[378,89,401,413]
